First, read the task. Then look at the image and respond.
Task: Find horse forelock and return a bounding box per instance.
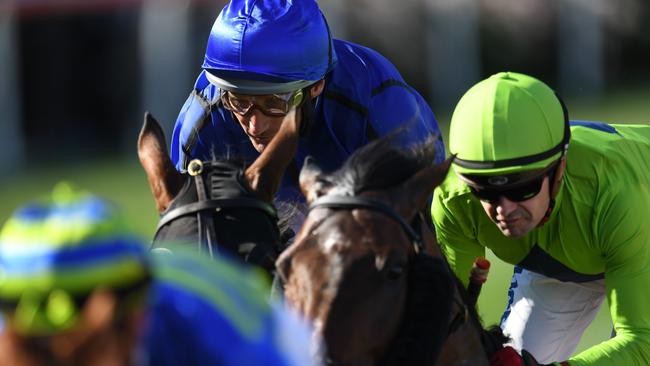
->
[326,131,439,195]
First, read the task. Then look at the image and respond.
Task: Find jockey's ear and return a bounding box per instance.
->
[299,156,332,203]
[137,112,184,213]
[309,79,326,98]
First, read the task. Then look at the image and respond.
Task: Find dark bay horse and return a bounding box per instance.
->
[276,133,505,365]
[138,111,298,275]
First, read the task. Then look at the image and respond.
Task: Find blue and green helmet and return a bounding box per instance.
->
[0,183,151,336]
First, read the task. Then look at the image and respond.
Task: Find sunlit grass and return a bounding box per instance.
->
[0,158,159,239]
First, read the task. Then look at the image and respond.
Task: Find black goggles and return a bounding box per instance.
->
[220,89,304,117]
[465,164,557,203]
[468,177,545,203]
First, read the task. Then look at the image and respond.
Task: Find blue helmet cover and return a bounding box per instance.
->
[203,0,337,83]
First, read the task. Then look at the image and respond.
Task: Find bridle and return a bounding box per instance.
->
[309,195,424,254]
[308,194,469,337]
[152,159,277,259]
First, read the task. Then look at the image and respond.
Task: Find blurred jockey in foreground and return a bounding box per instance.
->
[0,183,315,366]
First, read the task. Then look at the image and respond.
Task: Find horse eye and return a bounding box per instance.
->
[386,265,404,280]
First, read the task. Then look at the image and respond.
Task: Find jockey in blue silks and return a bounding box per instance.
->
[171,0,445,231]
[0,183,315,366]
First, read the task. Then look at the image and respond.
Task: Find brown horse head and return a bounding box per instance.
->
[137,110,300,273]
[277,131,495,365]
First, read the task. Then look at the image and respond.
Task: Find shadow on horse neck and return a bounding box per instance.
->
[276,132,505,365]
[137,112,298,276]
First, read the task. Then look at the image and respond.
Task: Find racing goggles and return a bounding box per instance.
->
[220,89,305,117]
[462,163,557,203]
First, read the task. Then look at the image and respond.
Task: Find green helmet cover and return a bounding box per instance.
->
[450,72,568,175]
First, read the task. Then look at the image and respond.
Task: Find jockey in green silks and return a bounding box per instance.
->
[0,183,315,366]
[432,72,650,366]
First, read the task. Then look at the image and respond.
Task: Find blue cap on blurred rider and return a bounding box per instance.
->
[203,0,337,94]
[0,183,150,336]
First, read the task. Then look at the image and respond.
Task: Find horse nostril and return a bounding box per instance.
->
[387,266,404,280]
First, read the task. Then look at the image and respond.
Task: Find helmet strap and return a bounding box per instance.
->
[538,158,565,227]
[549,158,566,199]
[538,198,555,227]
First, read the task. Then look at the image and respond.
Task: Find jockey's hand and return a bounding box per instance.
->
[490,346,565,366]
[522,350,570,366]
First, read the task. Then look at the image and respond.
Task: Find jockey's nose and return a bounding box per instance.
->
[245,110,271,137]
[495,196,518,217]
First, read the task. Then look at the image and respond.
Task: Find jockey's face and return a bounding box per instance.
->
[0,289,146,366]
[478,176,551,238]
[231,80,325,153]
[233,109,288,153]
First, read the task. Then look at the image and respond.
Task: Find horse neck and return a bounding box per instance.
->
[435,276,507,366]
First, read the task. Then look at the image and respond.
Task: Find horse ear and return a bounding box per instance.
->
[392,156,453,219]
[137,112,183,213]
[299,156,331,203]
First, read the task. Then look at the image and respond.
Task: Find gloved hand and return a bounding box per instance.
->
[489,346,525,366]
[521,349,570,366]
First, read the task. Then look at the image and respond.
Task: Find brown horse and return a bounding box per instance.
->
[138,110,299,274]
[276,133,504,365]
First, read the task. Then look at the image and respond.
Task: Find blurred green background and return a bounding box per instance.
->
[2,86,648,355]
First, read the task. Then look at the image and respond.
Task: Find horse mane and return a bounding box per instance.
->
[274,199,303,248]
[325,129,440,195]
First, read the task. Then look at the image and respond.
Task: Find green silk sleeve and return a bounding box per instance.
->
[431,184,485,287]
[568,189,650,365]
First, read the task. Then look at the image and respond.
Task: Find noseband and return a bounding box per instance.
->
[153,159,277,258]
